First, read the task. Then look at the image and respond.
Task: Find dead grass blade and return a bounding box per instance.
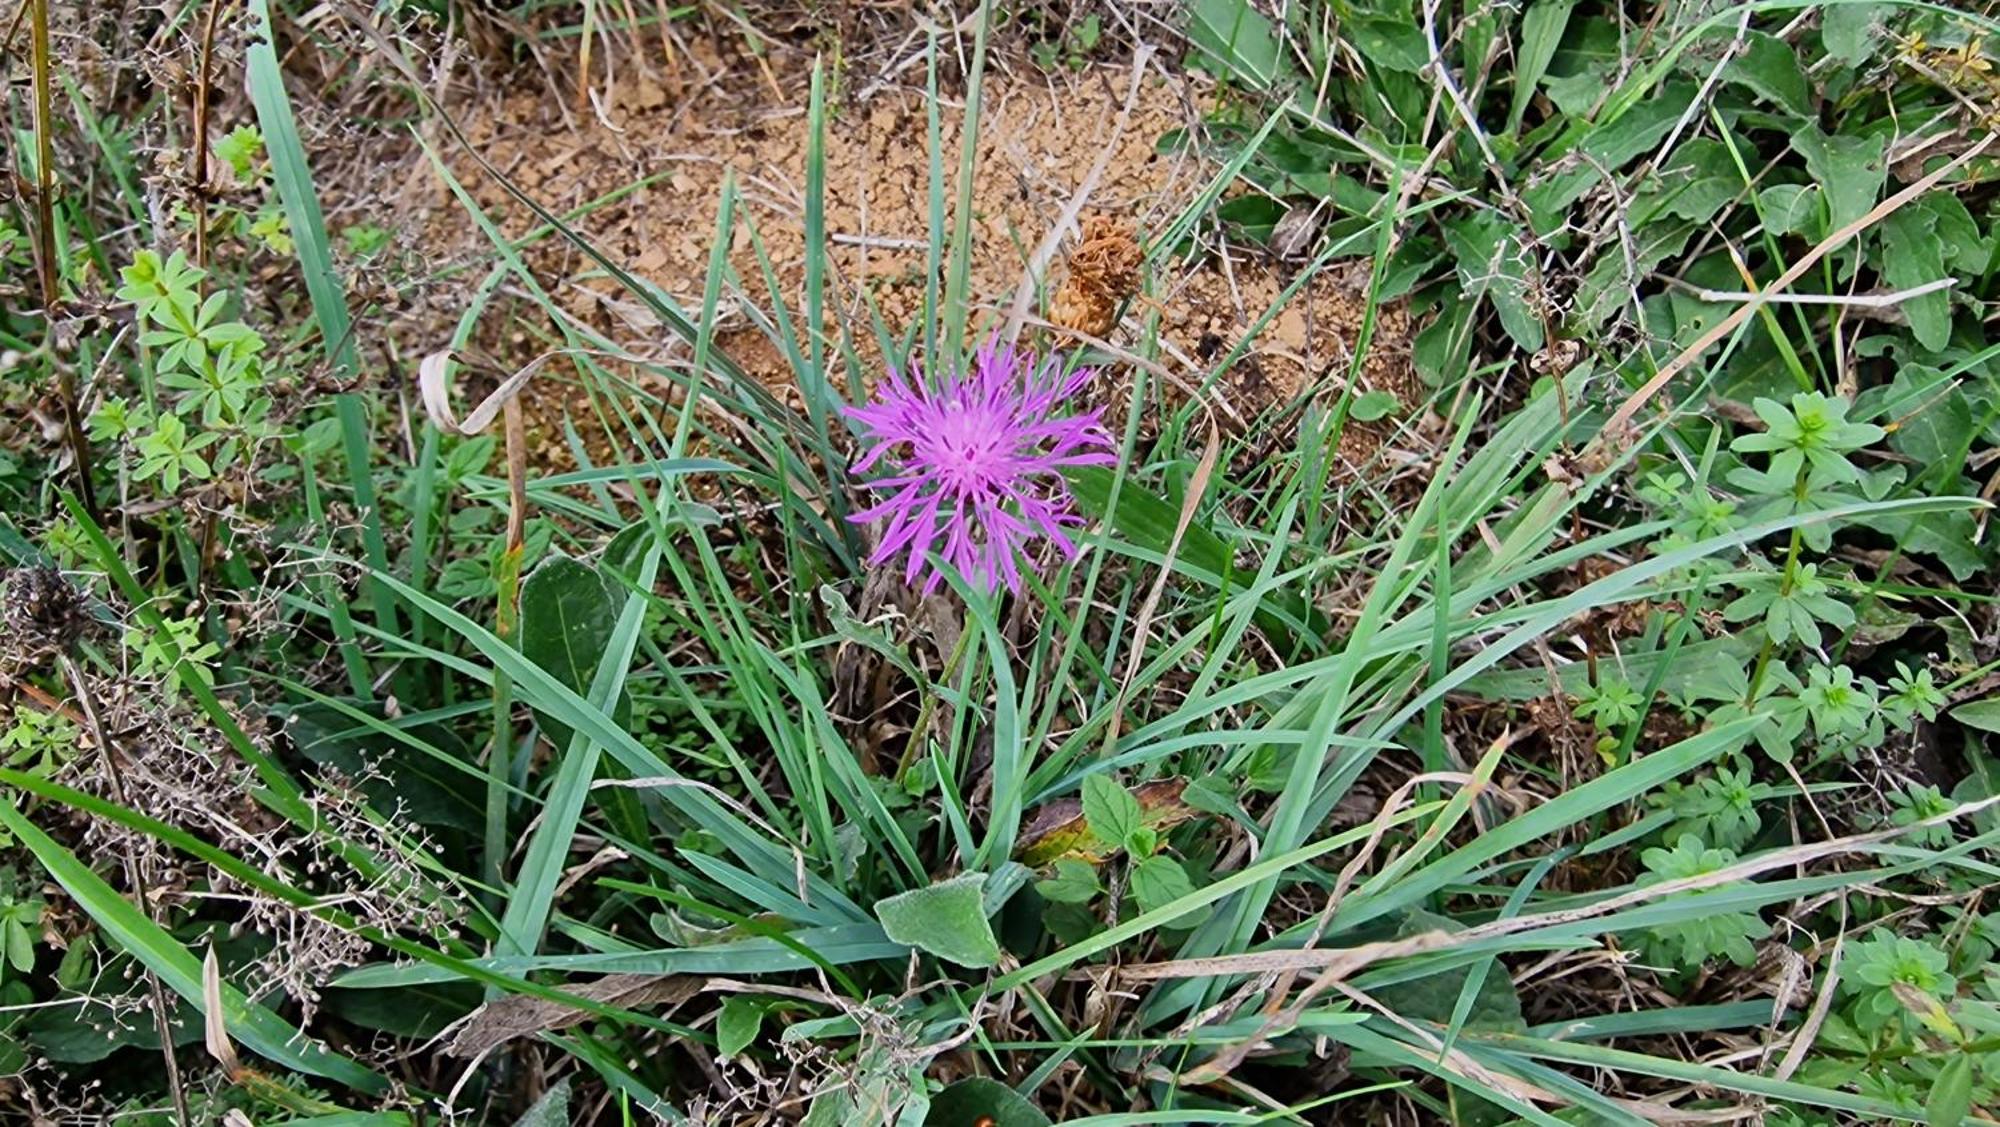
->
[447,974,703,1059]
[202,945,241,1078]
[1101,421,1220,754]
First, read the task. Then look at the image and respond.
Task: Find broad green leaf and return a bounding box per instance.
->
[518,553,629,746]
[1930,191,1990,274]
[1347,17,1428,73]
[1792,128,1886,237]
[1508,0,1575,133]
[1066,465,1326,642]
[25,986,198,1063]
[1066,466,1229,572]
[1761,183,1823,239]
[1361,909,1525,1031]
[1880,202,1951,351]
[1443,211,1543,351]
[717,996,765,1058]
[1952,698,2000,734]
[1873,507,1987,581]
[1129,855,1198,923]
[1351,389,1402,422]
[1036,859,1102,904]
[285,702,483,835]
[924,1077,1051,1127]
[323,982,479,1041]
[873,873,1000,969]
[1579,81,1691,167]
[1822,3,1887,64]
[498,546,659,961]
[1081,775,1143,850]
[1652,140,1741,224]
[5,921,30,973]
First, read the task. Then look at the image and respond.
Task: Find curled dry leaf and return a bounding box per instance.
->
[202,944,241,1078]
[417,349,564,437]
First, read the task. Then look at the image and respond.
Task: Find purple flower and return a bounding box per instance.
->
[846,340,1114,595]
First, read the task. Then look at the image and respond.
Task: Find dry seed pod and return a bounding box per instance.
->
[1049,215,1143,339]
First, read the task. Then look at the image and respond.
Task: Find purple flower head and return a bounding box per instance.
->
[846,339,1114,595]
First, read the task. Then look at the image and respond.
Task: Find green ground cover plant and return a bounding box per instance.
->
[5,0,2000,1122]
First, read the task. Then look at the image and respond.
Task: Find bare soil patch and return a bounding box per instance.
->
[379,44,1426,474]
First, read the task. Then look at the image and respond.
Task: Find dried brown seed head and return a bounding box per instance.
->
[1,566,93,670]
[1049,215,1143,339]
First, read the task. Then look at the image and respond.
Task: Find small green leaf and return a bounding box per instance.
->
[1350,389,1402,422]
[1927,1053,1972,1127]
[717,996,765,1058]
[925,1077,1051,1127]
[874,873,1001,969]
[1082,776,1143,850]
[1125,825,1159,858]
[1036,859,1102,904]
[1181,776,1239,819]
[1129,855,1198,921]
[4,922,31,974]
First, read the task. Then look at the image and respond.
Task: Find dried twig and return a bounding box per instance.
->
[190,0,236,268]
[28,0,98,522]
[1690,277,1958,307]
[60,656,189,1126]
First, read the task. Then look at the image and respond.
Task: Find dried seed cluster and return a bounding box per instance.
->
[1049,215,1144,340]
[0,566,93,672]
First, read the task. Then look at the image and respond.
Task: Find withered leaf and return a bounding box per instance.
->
[447,974,702,1058]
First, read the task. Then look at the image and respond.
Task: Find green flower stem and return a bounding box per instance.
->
[1745,463,1812,702]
